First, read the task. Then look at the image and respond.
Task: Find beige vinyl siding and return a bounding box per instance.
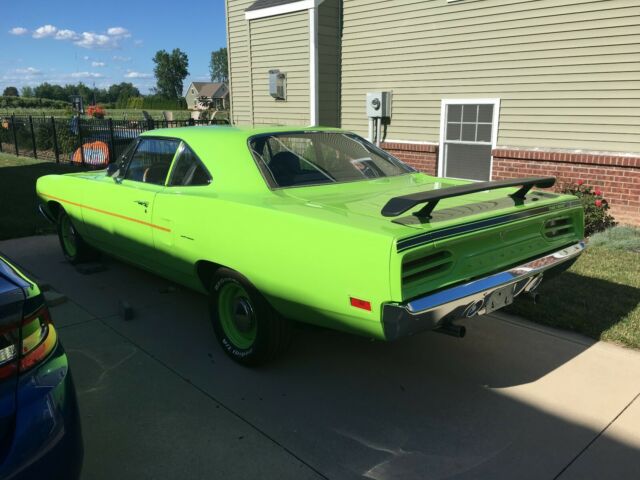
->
[250,10,310,125]
[318,0,341,127]
[340,0,640,152]
[226,0,254,125]
[184,84,199,109]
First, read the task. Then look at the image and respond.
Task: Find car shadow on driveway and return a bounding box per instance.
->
[1,235,640,480]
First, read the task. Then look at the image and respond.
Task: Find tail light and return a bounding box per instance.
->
[0,303,57,379]
[0,327,18,380]
[20,305,57,372]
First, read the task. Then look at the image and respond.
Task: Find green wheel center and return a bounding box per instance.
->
[218,283,257,349]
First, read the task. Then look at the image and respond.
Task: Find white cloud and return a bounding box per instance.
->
[70,71,104,78]
[32,24,58,39]
[112,55,131,62]
[2,67,43,82]
[124,71,152,79]
[15,67,42,75]
[9,27,28,36]
[55,29,78,40]
[74,32,115,49]
[107,27,130,37]
[91,61,106,67]
[83,55,90,61]
[16,24,132,50]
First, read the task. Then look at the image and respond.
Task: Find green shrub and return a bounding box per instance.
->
[54,119,78,156]
[35,121,54,150]
[589,226,640,252]
[561,180,616,236]
[0,96,71,110]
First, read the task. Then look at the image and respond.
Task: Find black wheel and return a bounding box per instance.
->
[56,209,98,264]
[210,268,292,366]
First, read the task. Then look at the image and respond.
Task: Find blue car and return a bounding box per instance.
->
[0,254,83,479]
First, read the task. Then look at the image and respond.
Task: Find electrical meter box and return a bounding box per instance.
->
[366,91,392,118]
[269,69,286,100]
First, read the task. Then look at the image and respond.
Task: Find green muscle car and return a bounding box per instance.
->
[36,126,584,365]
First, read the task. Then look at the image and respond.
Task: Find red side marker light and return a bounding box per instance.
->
[350,297,372,311]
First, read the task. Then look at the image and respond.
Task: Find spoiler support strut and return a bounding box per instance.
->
[381,176,556,219]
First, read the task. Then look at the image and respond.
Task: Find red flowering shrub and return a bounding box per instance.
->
[86,105,106,119]
[562,181,616,236]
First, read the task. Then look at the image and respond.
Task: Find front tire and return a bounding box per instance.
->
[56,209,98,264]
[210,268,291,366]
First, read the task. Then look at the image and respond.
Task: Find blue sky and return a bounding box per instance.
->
[0,0,228,94]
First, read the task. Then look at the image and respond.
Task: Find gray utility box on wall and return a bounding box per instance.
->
[366,91,392,118]
[269,69,286,100]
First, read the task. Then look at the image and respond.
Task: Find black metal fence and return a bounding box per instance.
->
[0,115,211,168]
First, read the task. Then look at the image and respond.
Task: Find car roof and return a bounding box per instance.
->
[140,125,345,141]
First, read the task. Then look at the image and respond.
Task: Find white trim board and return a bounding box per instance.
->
[383,139,439,146]
[309,6,319,125]
[438,98,501,179]
[245,0,324,20]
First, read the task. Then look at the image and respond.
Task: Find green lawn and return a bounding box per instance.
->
[0,152,88,240]
[506,240,640,348]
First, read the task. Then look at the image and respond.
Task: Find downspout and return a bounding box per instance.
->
[309,4,319,126]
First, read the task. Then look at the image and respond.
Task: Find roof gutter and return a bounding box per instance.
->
[245,0,317,20]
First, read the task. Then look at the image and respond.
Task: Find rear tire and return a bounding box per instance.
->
[56,209,98,264]
[210,268,291,366]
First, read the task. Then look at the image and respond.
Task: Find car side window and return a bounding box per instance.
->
[168,143,212,186]
[124,138,180,185]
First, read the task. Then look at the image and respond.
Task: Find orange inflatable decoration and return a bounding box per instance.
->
[72,141,110,166]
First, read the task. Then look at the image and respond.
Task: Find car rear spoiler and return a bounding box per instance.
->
[381,176,556,218]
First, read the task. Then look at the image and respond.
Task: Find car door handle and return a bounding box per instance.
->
[134,200,149,208]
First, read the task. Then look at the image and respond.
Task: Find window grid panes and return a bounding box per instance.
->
[446,104,493,144]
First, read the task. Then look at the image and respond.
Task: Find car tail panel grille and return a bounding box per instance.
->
[543,217,574,238]
[402,250,453,290]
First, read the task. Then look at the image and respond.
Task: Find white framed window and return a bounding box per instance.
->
[438,98,500,181]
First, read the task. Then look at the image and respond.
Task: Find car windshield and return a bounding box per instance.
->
[249,132,414,188]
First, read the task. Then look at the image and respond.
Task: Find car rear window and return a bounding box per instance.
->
[249,132,413,188]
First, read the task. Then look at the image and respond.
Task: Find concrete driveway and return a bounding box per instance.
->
[2,235,640,480]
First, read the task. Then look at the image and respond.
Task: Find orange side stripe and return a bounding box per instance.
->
[42,193,172,233]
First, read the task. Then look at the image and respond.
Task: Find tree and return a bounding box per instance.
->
[153,48,189,99]
[209,47,228,83]
[108,82,140,104]
[3,86,19,97]
[21,86,34,97]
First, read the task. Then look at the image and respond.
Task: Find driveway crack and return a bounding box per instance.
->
[553,390,640,479]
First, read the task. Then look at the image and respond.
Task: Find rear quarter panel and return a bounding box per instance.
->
[153,190,395,339]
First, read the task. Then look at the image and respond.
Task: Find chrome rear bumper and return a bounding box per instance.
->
[382,242,585,341]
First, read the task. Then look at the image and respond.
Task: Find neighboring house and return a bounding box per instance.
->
[225,0,640,224]
[184,82,230,110]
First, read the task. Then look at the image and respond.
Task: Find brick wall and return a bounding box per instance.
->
[492,148,640,226]
[381,141,437,175]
